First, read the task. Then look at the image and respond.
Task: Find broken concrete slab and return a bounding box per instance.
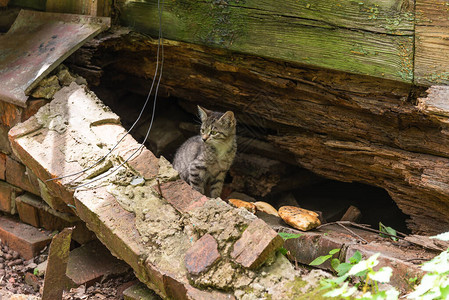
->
[66,240,130,287]
[0,10,110,107]
[0,215,52,260]
[8,82,316,299]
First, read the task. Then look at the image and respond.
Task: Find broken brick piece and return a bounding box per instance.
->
[127,148,159,180]
[231,218,283,269]
[16,194,40,227]
[0,181,21,213]
[66,240,130,287]
[0,153,5,180]
[42,227,73,300]
[5,156,40,196]
[159,180,208,213]
[0,215,52,259]
[185,234,220,276]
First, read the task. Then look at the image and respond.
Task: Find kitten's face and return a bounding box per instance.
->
[198,106,236,144]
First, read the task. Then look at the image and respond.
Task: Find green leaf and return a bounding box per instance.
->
[348,253,380,276]
[379,222,398,241]
[329,248,340,255]
[331,258,340,271]
[370,267,393,283]
[278,232,302,241]
[310,254,332,266]
[431,231,449,241]
[278,247,288,255]
[350,250,362,264]
[33,268,39,276]
[335,262,352,276]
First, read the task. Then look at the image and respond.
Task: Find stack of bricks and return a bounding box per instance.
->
[0,68,95,245]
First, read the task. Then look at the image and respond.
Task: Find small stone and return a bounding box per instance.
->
[254,202,279,217]
[5,253,12,260]
[25,272,40,292]
[31,75,61,99]
[8,259,22,267]
[57,68,76,86]
[0,263,4,269]
[185,234,221,276]
[35,260,47,277]
[278,206,321,231]
[228,199,256,213]
[12,251,20,259]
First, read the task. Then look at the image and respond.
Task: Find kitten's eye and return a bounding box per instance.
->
[210,130,217,135]
[200,128,204,133]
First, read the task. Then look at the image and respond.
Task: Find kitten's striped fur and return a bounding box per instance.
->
[173,106,237,198]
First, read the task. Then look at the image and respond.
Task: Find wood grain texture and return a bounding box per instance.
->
[415,0,449,85]
[117,0,414,83]
[65,31,449,234]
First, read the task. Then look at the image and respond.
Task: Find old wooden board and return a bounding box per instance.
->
[415,0,449,85]
[0,10,109,107]
[117,0,415,83]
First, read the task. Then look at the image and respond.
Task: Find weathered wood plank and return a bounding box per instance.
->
[415,0,449,85]
[117,0,414,83]
[45,0,111,16]
[8,0,46,10]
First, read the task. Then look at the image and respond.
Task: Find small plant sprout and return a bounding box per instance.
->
[407,231,449,300]
[310,250,399,299]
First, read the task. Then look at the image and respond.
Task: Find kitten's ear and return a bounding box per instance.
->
[197,106,210,122]
[219,111,236,126]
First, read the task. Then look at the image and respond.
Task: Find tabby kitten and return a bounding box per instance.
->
[173,106,237,198]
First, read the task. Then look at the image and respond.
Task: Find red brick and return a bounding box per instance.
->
[127,148,159,180]
[66,240,130,287]
[231,218,284,269]
[0,101,21,127]
[5,157,40,195]
[159,180,208,213]
[16,194,40,227]
[0,215,52,259]
[0,180,21,213]
[0,125,12,154]
[0,153,5,180]
[22,99,48,122]
[185,234,220,276]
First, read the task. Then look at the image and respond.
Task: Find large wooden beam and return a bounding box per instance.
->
[117,0,415,83]
[415,0,449,85]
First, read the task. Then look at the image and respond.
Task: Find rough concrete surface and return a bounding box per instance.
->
[9,82,323,299]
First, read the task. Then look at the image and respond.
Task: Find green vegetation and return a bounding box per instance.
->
[309,232,449,300]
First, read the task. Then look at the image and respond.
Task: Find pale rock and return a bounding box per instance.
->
[228,199,256,213]
[254,202,278,217]
[278,206,321,231]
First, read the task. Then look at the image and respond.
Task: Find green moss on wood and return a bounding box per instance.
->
[118,0,414,82]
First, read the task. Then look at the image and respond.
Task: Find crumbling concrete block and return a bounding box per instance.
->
[8,82,307,299]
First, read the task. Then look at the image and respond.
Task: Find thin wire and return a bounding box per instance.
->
[75,0,164,189]
[47,2,164,183]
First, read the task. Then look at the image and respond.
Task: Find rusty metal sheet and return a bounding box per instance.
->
[0,10,110,107]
